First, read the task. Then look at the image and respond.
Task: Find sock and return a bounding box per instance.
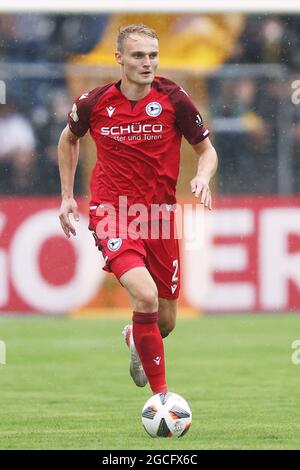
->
[132,311,168,394]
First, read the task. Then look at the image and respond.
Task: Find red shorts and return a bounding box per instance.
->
[89,208,180,300]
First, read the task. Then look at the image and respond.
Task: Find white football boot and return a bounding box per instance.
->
[122,324,148,387]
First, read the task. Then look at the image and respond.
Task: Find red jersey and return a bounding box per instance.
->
[68,76,209,208]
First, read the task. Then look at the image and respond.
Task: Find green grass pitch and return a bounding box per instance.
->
[0,314,300,450]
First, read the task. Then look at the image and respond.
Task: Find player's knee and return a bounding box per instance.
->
[134,287,159,312]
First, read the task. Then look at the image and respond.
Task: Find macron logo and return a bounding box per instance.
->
[171,285,178,294]
[179,87,188,96]
[79,92,89,100]
[153,356,161,365]
[106,106,115,117]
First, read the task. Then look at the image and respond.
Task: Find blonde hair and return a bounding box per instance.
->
[117,24,158,52]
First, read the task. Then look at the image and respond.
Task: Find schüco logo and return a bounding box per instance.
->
[100,123,163,136]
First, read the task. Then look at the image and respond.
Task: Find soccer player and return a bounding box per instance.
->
[58,24,218,395]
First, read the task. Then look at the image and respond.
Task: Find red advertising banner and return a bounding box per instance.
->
[0,197,104,314]
[0,196,300,314]
[183,196,300,312]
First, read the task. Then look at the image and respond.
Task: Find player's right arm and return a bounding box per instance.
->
[58,86,107,237]
[58,125,80,238]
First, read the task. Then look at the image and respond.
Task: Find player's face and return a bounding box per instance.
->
[116,34,159,86]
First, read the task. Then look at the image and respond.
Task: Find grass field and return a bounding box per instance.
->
[0,314,300,450]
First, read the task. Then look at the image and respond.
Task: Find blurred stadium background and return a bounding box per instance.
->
[1,1,300,450]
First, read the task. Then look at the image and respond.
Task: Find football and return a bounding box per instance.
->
[141,392,192,438]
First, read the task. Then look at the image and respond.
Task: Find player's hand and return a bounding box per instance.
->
[190,176,212,210]
[59,198,80,238]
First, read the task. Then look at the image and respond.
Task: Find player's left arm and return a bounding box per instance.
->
[167,80,218,208]
[190,137,218,210]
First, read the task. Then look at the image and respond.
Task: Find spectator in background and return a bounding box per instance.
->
[0,15,54,62]
[36,88,83,195]
[0,103,36,194]
[0,14,108,63]
[224,15,299,195]
[211,77,272,193]
[46,15,108,62]
[0,14,108,195]
[228,16,300,70]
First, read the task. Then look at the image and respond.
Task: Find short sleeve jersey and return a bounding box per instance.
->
[68,76,209,208]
